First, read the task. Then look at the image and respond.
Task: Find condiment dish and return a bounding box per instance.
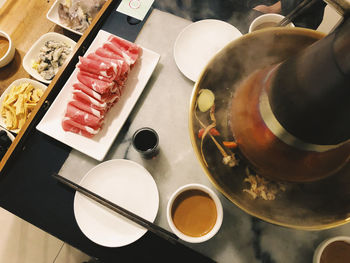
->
[23,32,76,84]
[46,0,83,36]
[167,183,223,243]
[249,13,294,33]
[0,78,47,133]
[0,30,15,68]
[313,236,350,263]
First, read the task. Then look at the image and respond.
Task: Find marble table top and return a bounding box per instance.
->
[59,9,350,263]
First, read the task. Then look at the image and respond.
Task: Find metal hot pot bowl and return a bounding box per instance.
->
[189,27,350,230]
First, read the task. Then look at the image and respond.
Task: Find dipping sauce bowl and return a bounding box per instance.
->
[313,236,350,263]
[132,127,159,159]
[167,183,223,243]
[0,31,15,68]
[249,13,295,33]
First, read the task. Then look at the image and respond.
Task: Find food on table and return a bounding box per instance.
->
[194,94,238,168]
[171,189,217,237]
[58,0,107,33]
[222,141,238,149]
[320,240,350,263]
[243,167,286,201]
[197,127,220,139]
[0,130,12,159]
[1,82,43,131]
[0,36,9,59]
[32,40,73,81]
[197,89,215,112]
[61,35,142,138]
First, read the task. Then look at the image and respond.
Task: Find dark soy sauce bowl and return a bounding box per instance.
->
[132,127,159,159]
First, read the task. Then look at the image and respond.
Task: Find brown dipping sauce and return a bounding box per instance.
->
[253,22,277,31]
[171,189,217,237]
[0,36,9,58]
[320,241,350,263]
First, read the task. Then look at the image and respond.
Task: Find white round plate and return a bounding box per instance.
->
[73,159,159,247]
[174,19,242,82]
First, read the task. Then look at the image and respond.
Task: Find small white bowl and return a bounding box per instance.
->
[23,32,76,84]
[249,13,295,33]
[167,183,223,243]
[0,126,15,142]
[313,236,350,263]
[0,78,47,133]
[0,31,15,68]
[47,0,83,36]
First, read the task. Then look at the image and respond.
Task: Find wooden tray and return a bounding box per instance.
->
[0,0,117,173]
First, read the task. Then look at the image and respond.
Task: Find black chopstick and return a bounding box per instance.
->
[277,0,319,27]
[52,173,179,244]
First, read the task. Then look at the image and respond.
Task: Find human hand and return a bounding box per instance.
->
[253,1,281,14]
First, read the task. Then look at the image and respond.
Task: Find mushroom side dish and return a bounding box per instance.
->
[32,40,73,81]
[58,0,107,33]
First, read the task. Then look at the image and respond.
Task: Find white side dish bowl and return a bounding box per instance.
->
[313,236,350,263]
[0,30,15,68]
[0,78,47,133]
[0,126,15,142]
[46,0,83,36]
[167,183,223,243]
[249,13,295,33]
[23,32,76,84]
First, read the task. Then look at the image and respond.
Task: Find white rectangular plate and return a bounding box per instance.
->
[36,30,160,161]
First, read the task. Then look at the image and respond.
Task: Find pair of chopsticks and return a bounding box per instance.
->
[277,0,320,27]
[52,173,179,244]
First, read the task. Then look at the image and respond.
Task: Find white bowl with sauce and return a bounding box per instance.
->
[249,13,295,33]
[166,183,223,243]
[313,236,350,263]
[0,31,15,68]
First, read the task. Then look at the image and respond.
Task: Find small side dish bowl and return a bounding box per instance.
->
[0,78,47,133]
[167,183,223,243]
[23,32,76,84]
[249,13,295,33]
[46,0,83,36]
[0,127,15,142]
[313,236,350,263]
[0,126,15,160]
[0,31,15,68]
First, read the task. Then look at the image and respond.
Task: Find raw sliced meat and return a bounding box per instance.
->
[72,89,107,111]
[77,70,112,83]
[77,71,115,94]
[77,56,116,80]
[62,34,142,139]
[62,118,99,138]
[73,83,103,102]
[73,83,121,104]
[87,53,130,81]
[95,47,123,60]
[108,35,140,52]
[65,103,103,128]
[68,100,104,118]
[108,35,142,62]
[103,42,137,66]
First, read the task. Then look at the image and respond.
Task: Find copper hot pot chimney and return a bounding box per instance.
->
[230,16,350,182]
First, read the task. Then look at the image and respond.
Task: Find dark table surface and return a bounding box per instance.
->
[0,1,215,262]
[0,0,327,262]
